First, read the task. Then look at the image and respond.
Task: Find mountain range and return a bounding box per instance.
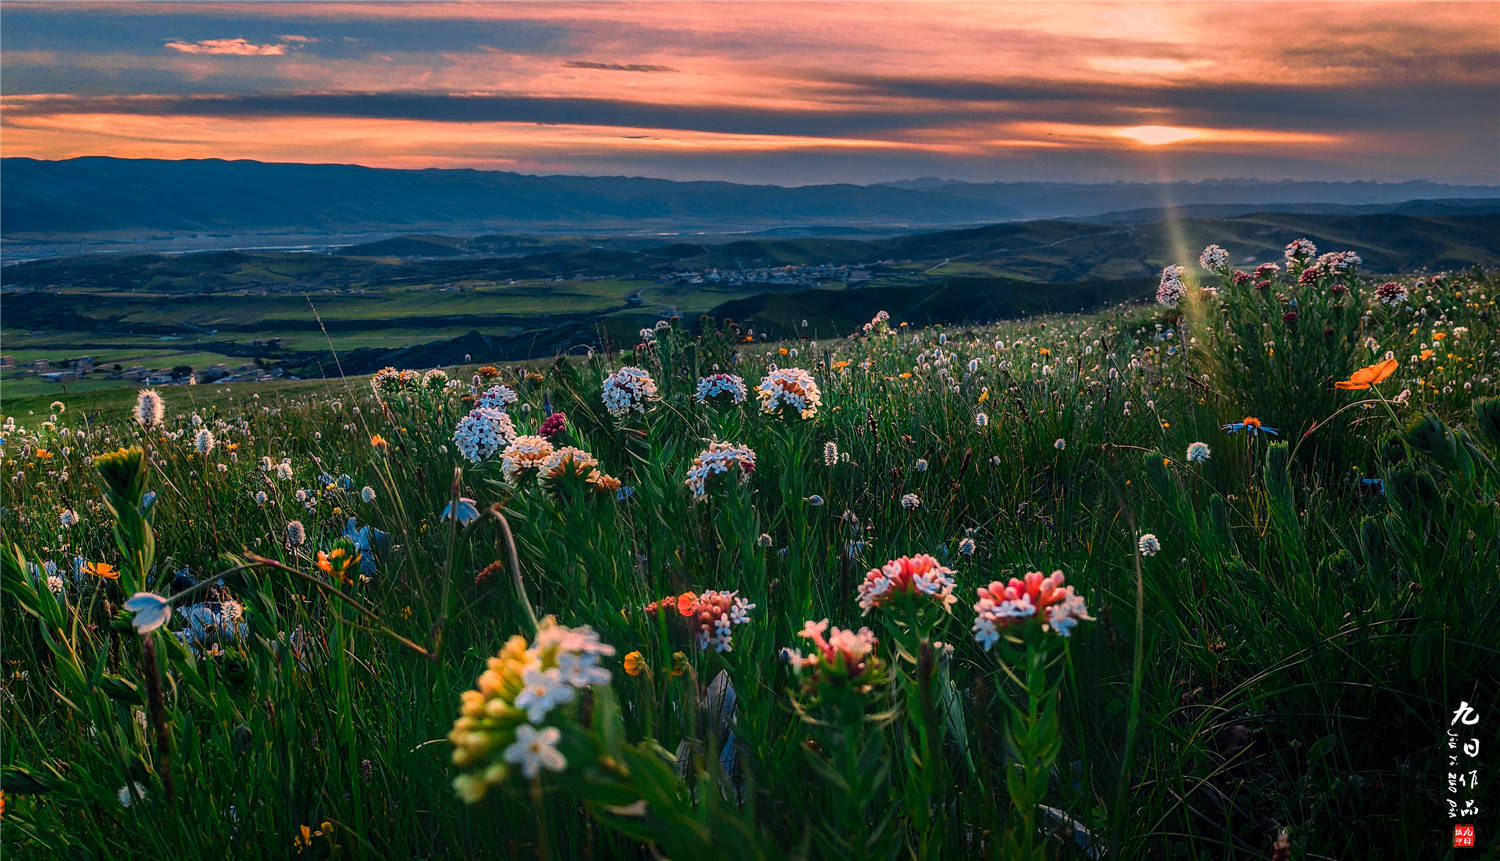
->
[4,157,1497,248]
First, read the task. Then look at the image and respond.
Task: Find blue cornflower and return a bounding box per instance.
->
[1221,417,1278,436]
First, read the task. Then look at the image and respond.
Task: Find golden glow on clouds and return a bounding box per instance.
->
[2,2,1496,179]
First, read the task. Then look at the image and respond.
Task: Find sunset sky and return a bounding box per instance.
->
[3,2,1497,185]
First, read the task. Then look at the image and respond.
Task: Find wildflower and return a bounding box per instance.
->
[694,373,748,405]
[501,435,555,484]
[82,560,118,580]
[1186,441,1211,463]
[276,462,294,481]
[1374,281,1409,306]
[370,434,388,451]
[316,539,363,586]
[782,619,884,693]
[1199,244,1229,272]
[254,491,268,505]
[857,554,957,614]
[646,590,757,651]
[504,725,567,779]
[441,498,481,526]
[476,384,518,411]
[537,412,567,440]
[1156,265,1186,307]
[823,441,839,466]
[756,368,822,420]
[1334,358,1398,390]
[360,486,376,503]
[134,389,165,430]
[453,407,516,464]
[901,492,920,510]
[194,429,215,454]
[685,442,756,500]
[59,508,79,527]
[537,447,601,495]
[972,570,1092,647]
[449,618,614,800]
[1054,438,1066,450]
[286,521,307,547]
[623,651,646,676]
[913,458,929,472]
[958,537,976,556]
[974,412,989,428]
[423,368,450,391]
[123,592,172,633]
[601,366,659,417]
[1221,416,1278,436]
[1138,534,1161,557]
[117,782,149,808]
[1283,238,1317,266]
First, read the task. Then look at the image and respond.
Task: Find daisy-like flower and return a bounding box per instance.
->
[453,407,517,464]
[194,429,215,455]
[856,554,958,614]
[1138,534,1161,557]
[476,384,519,411]
[448,617,615,801]
[685,442,755,499]
[694,373,748,405]
[1186,441,1212,463]
[501,435,555,484]
[1221,416,1278,436]
[645,590,757,652]
[756,368,822,420]
[503,725,567,779]
[1156,265,1187,307]
[1199,244,1230,272]
[601,366,659,417]
[135,389,166,430]
[972,570,1091,648]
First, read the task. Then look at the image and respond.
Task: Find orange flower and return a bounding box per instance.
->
[1335,358,1398,390]
[35,449,53,460]
[370,434,388,449]
[676,592,697,616]
[1420,349,1435,360]
[83,561,118,580]
[623,650,646,677]
[1433,332,1447,341]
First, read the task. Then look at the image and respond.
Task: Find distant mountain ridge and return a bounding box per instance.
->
[4,157,1497,244]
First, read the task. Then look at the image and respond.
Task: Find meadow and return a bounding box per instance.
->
[2,240,1497,859]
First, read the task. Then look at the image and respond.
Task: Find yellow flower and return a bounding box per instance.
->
[623,651,646,676]
[83,561,118,580]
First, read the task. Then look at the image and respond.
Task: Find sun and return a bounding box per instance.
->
[1115,125,1201,146]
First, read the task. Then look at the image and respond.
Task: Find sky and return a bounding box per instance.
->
[3,1,1497,186]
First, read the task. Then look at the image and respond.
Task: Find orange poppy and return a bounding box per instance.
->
[623,651,646,677]
[1335,358,1398,390]
[1420,349,1435,360]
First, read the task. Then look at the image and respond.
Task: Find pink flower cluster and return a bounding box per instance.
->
[971,570,1091,649]
[856,554,957,614]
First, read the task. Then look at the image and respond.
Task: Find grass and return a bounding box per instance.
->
[2,249,1498,860]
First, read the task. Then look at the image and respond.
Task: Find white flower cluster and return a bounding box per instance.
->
[1199,244,1229,271]
[476,384,519,411]
[1284,238,1318,264]
[685,442,756,499]
[1156,265,1187,307]
[500,435,554,483]
[756,368,821,419]
[1186,441,1211,463]
[601,366,659,417]
[694,373,748,405]
[453,407,517,464]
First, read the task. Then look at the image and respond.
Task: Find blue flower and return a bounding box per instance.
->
[615,486,635,501]
[1221,417,1278,437]
[441,498,481,527]
[1360,478,1386,494]
[140,491,157,513]
[176,602,248,656]
[343,516,390,576]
